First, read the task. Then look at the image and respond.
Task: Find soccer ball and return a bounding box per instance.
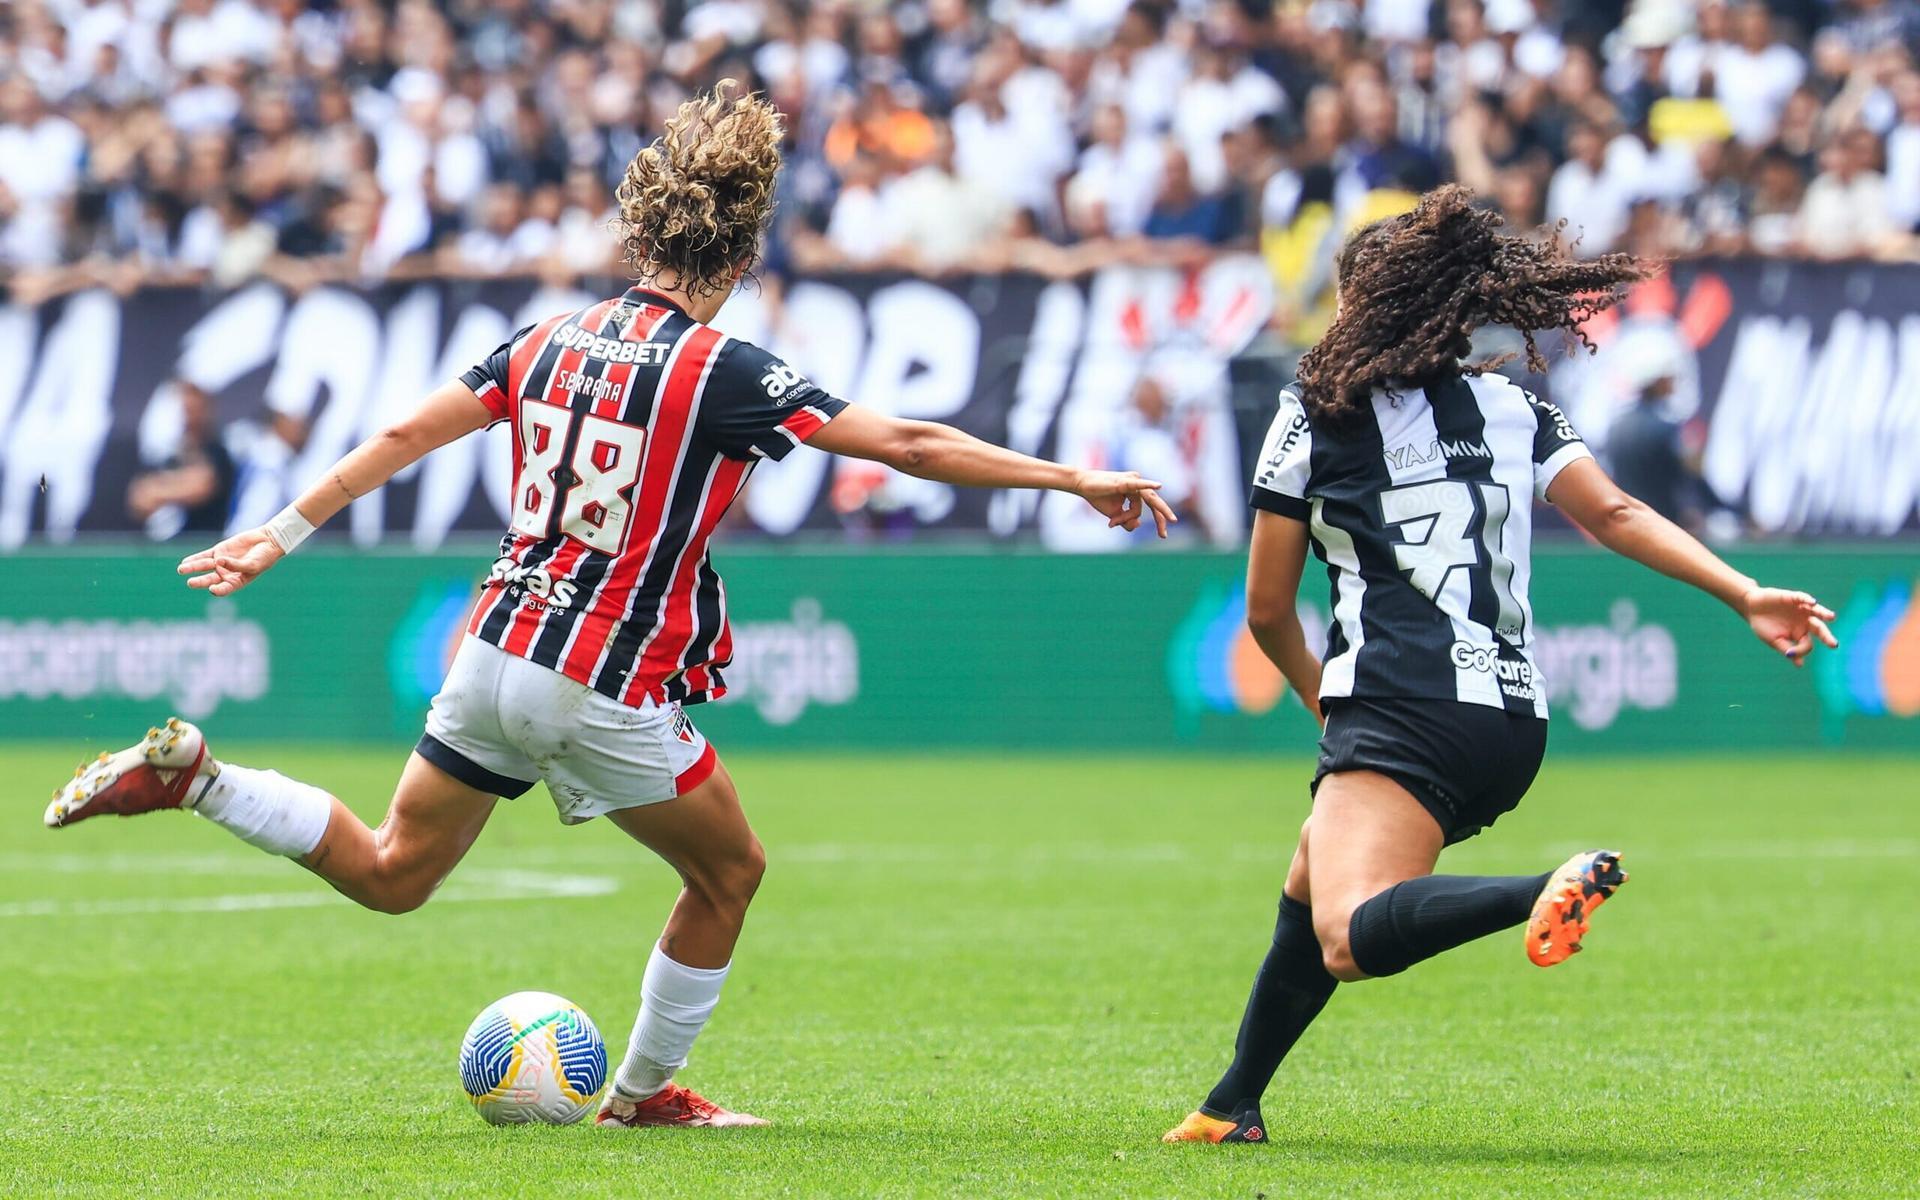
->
[458,991,608,1125]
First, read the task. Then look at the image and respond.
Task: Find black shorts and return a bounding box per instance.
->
[1311,696,1548,845]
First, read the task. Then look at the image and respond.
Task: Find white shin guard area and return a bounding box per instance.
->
[614,942,731,1100]
[193,764,335,858]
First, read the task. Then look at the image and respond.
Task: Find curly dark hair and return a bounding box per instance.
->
[1296,185,1649,426]
[615,80,783,298]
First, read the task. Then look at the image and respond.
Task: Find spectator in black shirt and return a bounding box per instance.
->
[127,381,236,538]
[1607,361,1694,527]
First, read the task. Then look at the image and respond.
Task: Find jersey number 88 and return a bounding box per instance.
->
[510,398,648,554]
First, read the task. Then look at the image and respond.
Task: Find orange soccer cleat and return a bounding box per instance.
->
[1162,1106,1267,1144]
[596,1083,767,1129]
[1526,849,1628,967]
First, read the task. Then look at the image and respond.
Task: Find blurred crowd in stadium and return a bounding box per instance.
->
[4,0,1920,331]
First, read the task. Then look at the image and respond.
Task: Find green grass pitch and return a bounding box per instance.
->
[3,747,1914,1198]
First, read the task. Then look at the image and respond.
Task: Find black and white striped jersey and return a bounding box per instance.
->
[1249,373,1592,718]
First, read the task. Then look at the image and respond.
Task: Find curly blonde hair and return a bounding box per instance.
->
[615,80,784,298]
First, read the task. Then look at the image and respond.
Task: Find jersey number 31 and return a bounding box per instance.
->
[1379,480,1522,637]
[510,397,647,553]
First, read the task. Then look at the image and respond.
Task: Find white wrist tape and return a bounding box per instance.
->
[263,504,316,555]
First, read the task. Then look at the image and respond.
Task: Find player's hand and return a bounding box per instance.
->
[1741,586,1838,668]
[177,529,285,597]
[1075,470,1178,538]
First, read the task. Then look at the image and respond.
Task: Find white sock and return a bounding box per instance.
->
[192,764,334,858]
[612,942,730,1101]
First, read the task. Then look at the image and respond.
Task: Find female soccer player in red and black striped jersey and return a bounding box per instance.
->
[1164,186,1838,1144]
[44,82,1173,1131]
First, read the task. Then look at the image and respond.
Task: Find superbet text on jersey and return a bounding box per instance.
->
[458,286,846,709]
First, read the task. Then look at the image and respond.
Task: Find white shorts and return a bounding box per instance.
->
[419,636,717,825]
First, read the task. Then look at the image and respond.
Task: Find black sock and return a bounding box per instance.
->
[1202,894,1337,1117]
[1346,872,1553,978]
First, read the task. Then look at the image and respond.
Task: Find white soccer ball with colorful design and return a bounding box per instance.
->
[458,991,608,1124]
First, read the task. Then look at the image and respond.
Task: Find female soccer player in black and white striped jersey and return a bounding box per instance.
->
[1165,185,1838,1144]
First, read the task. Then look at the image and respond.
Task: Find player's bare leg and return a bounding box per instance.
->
[293,753,498,914]
[1300,771,1446,980]
[1304,772,1626,979]
[595,760,768,1129]
[45,718,498,915]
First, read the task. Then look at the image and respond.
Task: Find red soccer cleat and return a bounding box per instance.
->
[43,718,211,829]
[595,1083,767,1129]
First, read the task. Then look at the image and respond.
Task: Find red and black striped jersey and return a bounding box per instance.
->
[457,285,846,707]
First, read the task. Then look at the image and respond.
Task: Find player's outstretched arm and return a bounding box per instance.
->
[1246,510,1323,723]
[807,403,1178,537]
[1546,456,1839,667]
[178,380,495,596]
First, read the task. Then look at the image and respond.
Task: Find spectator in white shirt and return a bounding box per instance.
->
[376,69,487,212]
[506,184,564,267]
[0,76,85,268]
[449,183,524,275]
[1085,2,1188,137]
[1547,121,1627,254]
[753,5,852,103]
[1798,127,1895,257]
[1664,0,1733,98]
[824,155,893,265]
[551,168,618,277]
[1711,3,1809,147]
[951,47,1073,219]
[1365,0,1434,43]
[877,119,1015,269]
[1068,103,1164,237]
[1173,41,1285,193]
[166,0,277,74]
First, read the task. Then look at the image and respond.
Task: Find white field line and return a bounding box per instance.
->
[0,868,616,919]
[481,839,1920,867]
[2,835,1910,905]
